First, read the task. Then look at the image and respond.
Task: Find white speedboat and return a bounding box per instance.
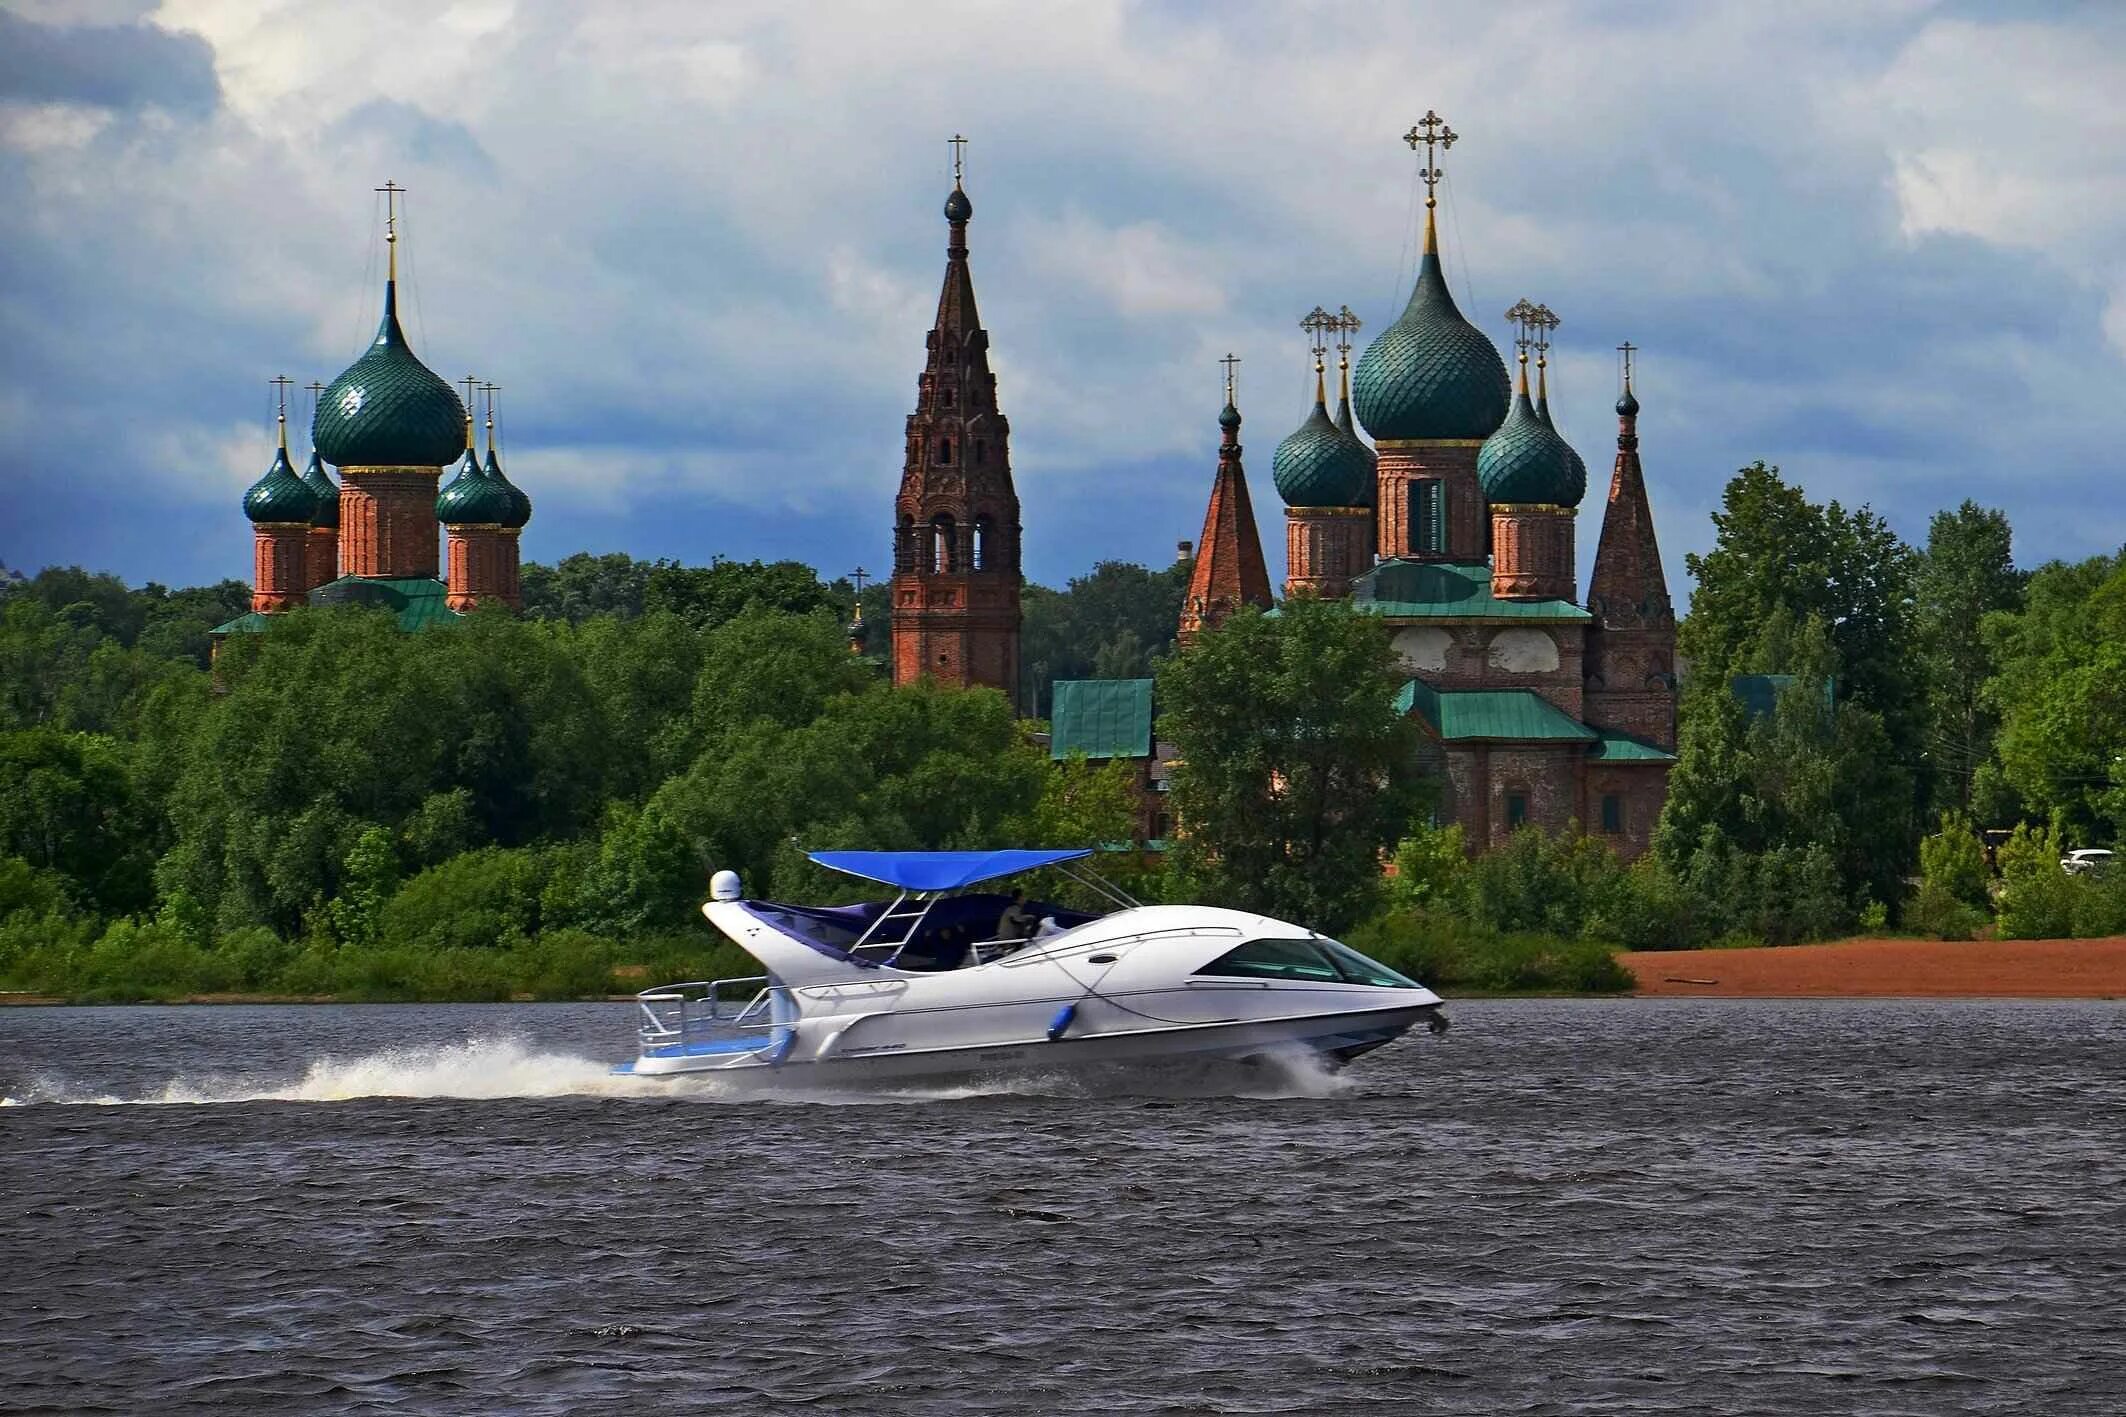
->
[612,849,1446,1084]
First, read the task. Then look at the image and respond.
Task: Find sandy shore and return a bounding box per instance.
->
[1622,936,2126,998]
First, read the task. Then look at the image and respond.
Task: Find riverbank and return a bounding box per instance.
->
[1622,935,2126,998]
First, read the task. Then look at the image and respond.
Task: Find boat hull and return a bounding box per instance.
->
[614,999,1441,1085]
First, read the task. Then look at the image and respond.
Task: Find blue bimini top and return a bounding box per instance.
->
[806,849,1093,893]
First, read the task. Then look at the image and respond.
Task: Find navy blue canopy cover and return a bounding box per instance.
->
[806,849,1092,892]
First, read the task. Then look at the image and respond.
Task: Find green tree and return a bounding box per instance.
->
[520,552,654,623]
[0,729,156,915]
[1985,553,2126,842]
[1916,502,2025,815]
[1156,599,1428,934]
[1658,617,1905,914]
[1020,558,1192,716]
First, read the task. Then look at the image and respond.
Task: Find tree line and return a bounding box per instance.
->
[2,466,2121,1001]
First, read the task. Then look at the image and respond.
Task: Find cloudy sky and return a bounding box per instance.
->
[3,0,2123,599]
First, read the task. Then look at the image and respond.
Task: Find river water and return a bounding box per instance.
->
[3,998,2123,1415]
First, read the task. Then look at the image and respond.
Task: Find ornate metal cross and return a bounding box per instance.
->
[1402,110,1457,208]
[1618,340,1637,388]
[1301,305,1335,370]
[269,374,293,426]
[1219,352,1241,405]
[849,566,871,596]
[948,134,968,184]
[482,382,500,441]
[1532,304,1558,361]
[1334,306,1362,361]
[459,376,481,423]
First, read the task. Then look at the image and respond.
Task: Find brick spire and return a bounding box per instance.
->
[1586,350,1672,629]
[889,143,1022,705]
[1584,345,1678,749]
[1179,359,1273,645]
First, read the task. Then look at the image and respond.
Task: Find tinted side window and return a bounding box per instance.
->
[1196,938,1341,983]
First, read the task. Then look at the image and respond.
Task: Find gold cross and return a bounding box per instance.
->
[374,180,405,243]
[1402,110,1457,209]
[1334,306,1362,361]
[1532,304,1558,361]
[1300,306,1334,371]
[948,134,968,184]
[1219,352,1241,406]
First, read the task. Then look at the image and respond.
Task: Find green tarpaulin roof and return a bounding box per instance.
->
[1050,678,1154,760]
[1350,559,1590,622]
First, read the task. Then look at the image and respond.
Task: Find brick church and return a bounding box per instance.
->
[887,119,1677,860]
[213,185,531,646]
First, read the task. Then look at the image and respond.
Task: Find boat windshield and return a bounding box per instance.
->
[1195,936,1419,988]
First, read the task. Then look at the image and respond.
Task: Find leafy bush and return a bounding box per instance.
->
[1345,907,1632,994]
[1909,881,1987,941]
[1996,869,2079,940]
[1918,812,1990,909]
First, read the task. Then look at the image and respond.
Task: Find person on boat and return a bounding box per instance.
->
[996,890,1037,942]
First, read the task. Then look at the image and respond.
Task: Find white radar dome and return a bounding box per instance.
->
[709,869,742,902]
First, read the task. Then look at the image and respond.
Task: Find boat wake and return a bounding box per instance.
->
[1,1035,1363,1107]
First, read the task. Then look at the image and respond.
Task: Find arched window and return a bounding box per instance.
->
[896,515,916,573]
[931,514,957,573]
[938,438,953,465]
[974,440,987,466]
[974,517,992,571]
[944,387,956,408]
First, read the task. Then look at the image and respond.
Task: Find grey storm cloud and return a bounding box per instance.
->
[1,1,2123,592]
[0,11,219,116]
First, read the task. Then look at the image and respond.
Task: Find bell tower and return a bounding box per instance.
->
[889,137,1023,709]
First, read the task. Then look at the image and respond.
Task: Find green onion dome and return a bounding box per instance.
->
[1333,388,1378,506]
[945,184,972,223]
[1616,385,1639,417]
[242,441,321,524]
[435,445,514,526]
[484,447,532,529]
[1272,393,1371,508]
[299,449,339,529]
[1534,390,1588,507]
[1353,241,1510,442]
[1478,382,1582,506]
[313,281,466,468]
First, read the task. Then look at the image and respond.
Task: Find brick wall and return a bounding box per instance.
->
[1283,506,1372,598]
[1374,442,1485,561]
[250,524,311,612]
[338,467,441,580]
[1490,504,1575,601]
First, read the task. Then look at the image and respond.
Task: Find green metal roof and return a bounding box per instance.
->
[1398,680,1597,742]
[1352,246,1510,442]
[242,444,321,524]
[1588,729,1676,763]
[1351,559,1590,621]
[1272,397,1372,508]
[1478,388,1582,507]
[211,576,462,636]
[314,280,467,468]
[436,447,514,525]
[208,610,270,637]
[1051,678,1154,760]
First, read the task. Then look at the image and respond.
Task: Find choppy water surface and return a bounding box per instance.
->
[4,999,2124,1415]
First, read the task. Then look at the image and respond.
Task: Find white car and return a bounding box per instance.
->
[2061,848,2115,876]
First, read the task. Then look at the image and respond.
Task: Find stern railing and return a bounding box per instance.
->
[636,976,784,1054]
